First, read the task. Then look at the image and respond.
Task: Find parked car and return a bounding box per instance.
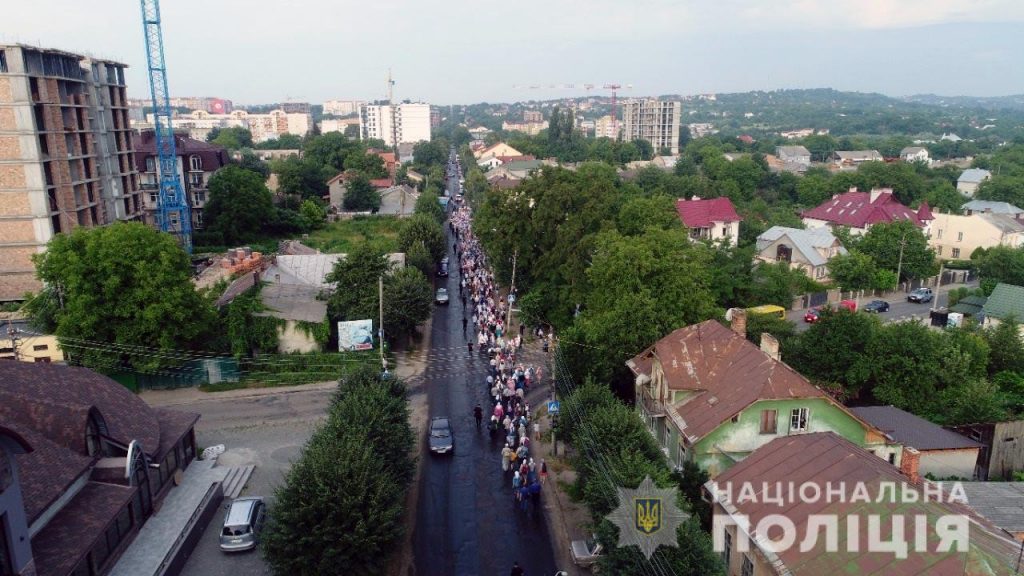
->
[907,288,934,303]
[435,288,449,305]
[438,260,449,277]
[803,308,820,323]
[219,497,266,552]
[429,417,453,454]
[863,300,890,313]
[571,535,604,568]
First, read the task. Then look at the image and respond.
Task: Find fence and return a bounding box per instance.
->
[106,358,240,392]
[794,270,977,311]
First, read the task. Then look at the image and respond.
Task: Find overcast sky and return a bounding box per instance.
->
[4,0,1024,105]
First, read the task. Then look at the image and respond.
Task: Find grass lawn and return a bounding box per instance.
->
[303,216,404,254]
[198,350,388,392]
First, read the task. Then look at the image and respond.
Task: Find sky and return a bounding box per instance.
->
[4,0,1024,105]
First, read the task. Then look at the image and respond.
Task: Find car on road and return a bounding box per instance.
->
[803,308,820,323]
[435,288,449,305]
[219,497,266,552]
[863,300,890,313]
[571,535,604,568]
[429,417,453,454]
[907,288,934,303]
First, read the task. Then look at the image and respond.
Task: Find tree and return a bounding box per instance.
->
[208,126,253,150]
[412,140,447,167]
[29,223,215,371]
[304,132,358,172]
[236,152,270,179]
[344,151,387,179]
[938,380,1009,426]
[342,174,382,212]
[326,243,390,323]
[827,250,878,291]
[299,199,327,230]
[405,241,432,278]
[204,165,276,245]
[273,156,330,199]
[866,322,945,412]
[414,191,447,224]
[750,261,816,308]
[382,267,433,337]
[984,317,1024,376]
[398,213,446,262]
[858,220,937,282]
[974,246,1024,293]
[615,196,678,236]
[256,133,303,150]
[745,313,797,347]
[785,308,879,399]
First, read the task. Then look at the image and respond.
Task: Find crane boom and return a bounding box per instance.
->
[140,0,191,253]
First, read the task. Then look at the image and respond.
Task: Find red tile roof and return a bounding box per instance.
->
[711,433,1019,575]
[675,197,742,228]
[627,320,825,441]
[370,178,393,189]
[801,189,927,229]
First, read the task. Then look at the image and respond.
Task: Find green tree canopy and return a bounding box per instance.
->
[342,174,382,212]
[858,220,937,282]
[272,156,330,199]
[207,126,253,149]
[414,190,447,224]
[29,223,215,371]
[398,213,446,262]
[204,165,276,244]
[382,267,433,337]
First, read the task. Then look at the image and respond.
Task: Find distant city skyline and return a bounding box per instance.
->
[3,0,1024,105]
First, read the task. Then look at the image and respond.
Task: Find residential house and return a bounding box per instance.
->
[0,320,64,363]
[722,152,750,163]
[405,169,425,185]
[652,156,678,170]
[951,420,1024,480]
[929,212,1024,259]
[957,168,993,197]
[0,363,201,576]
[754,226,847,282]
[900,146,931,164]
[775,145,811,170]
[499,159,543,179]
[981,283,1024,334]
[801,188,932,235]
[377,185,419,217]
[625,315,902,477]
[257,281,328,354]
[850,406,981,479]
[134,131,229,229]
[325,172,393,210]
[705,432,1019,576]
[501,120,547,136]
[467,126,492,139]
[832,150,883,169]
[473,142,523,164]
[963,199,1024,217]
[675,197,743,245]
[368,149,398,180]
[478,154,535,171]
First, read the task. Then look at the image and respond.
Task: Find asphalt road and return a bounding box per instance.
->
[411,159,557,576]
[790,288,956,332]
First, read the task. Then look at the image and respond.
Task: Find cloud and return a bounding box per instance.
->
[732,0,1024,30]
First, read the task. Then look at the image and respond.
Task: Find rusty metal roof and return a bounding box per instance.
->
[710,433,1020,575]
[628,320,826,442]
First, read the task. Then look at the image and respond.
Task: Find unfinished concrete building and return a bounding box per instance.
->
[0,45,144,301]
[621,98,682,155]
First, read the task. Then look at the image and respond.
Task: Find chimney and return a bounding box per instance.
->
[729,308,747,336]
[900,446,921,484]
[760,333,780,361]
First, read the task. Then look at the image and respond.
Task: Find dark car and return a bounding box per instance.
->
[907,288,934,303]
[863,300,890,313]
[429,417,453,454]
[438,261,449,277]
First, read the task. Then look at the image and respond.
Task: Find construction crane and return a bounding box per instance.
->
[512,82,632,133]
[139,0,191,253]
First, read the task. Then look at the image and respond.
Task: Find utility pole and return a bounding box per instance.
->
[505,250,518,332]
[6,318,19,361]
[895,232,908,292]
[379,275,387,377]
[932,260,945,313]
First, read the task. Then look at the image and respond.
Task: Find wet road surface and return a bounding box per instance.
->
[412,160,557,576]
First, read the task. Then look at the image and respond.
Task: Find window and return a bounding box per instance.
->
[790,408,809,432]
[0,50,7,74]
[32,344,48,351]
[149,192,157,205]
[189,173,203,187]
[722,530,732,570]
[937,229,943,239]
[760,410,778,434]
[952,248,961,258]
[145,157,155,172]
[741,555,754,576]
[957,232,964,242]
[189,155,202,171]
[888,453,896,464]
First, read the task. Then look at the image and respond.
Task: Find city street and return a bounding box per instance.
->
[411,159,558,575]
[789,283,968,332]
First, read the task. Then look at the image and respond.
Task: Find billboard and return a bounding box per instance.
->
[338,319,374,351]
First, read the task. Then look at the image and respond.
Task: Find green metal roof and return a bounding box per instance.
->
[950,295,987,316]
[982,283,1024,321]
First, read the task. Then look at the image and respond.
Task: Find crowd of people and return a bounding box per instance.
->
[451,205,548,514]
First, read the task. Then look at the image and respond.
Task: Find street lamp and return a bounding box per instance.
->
[894,232,908,292]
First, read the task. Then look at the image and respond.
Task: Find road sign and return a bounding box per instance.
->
[547,401,560,415]
[508,293,516,304]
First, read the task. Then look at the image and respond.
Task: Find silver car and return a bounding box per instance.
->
[435,288,449,305]
[219,497,266,552]
[429,417,454,454]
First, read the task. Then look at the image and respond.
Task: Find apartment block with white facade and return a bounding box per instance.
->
[359,103,431,147]
[323,99,363,116]
[621,98,682,154]
[134,109,311,143]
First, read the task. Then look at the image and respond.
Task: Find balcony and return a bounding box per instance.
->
[639,390,666,418]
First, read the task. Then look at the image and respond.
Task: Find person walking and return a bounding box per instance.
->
[468,341,473,354]
[501,444,512,472]
[540,459,548,485]
[474,404,483,428]
[510,561,525,576]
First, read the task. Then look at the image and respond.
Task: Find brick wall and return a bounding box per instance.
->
[0,221,36,243]
[0,107,16,131]
[0,192,31,216]
[0,135,22,160]
[0,164,26,188]
[0,271,42,301]
[0,77,12,103]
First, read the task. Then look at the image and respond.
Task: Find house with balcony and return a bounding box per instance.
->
[754,226,846,282]
[675,197,742,246]
[625,312,901,477]
[801,188,932,236]
[133,131,229,229]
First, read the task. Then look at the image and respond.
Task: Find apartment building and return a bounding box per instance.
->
[359,103,431,146]
[523,110,543,123]
[135,109,311,143]
[322,99,363,116]
[0,45,145,301]
[133,131,228,230]
[621,98,682,154]
[593,115,620,139]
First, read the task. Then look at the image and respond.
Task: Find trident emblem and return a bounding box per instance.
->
[635,498,662,534]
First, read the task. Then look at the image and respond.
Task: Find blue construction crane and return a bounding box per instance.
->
[139,0,191,252]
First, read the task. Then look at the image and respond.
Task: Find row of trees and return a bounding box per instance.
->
[262,366,415,575]
[555,381,722,575]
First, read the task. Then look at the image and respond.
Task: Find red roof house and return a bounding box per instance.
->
[801,188,932,233]
[675,197,743,245]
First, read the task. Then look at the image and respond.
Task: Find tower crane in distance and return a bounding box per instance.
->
[139,0,192,253]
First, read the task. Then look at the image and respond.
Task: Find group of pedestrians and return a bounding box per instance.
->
[451,205,548,514]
